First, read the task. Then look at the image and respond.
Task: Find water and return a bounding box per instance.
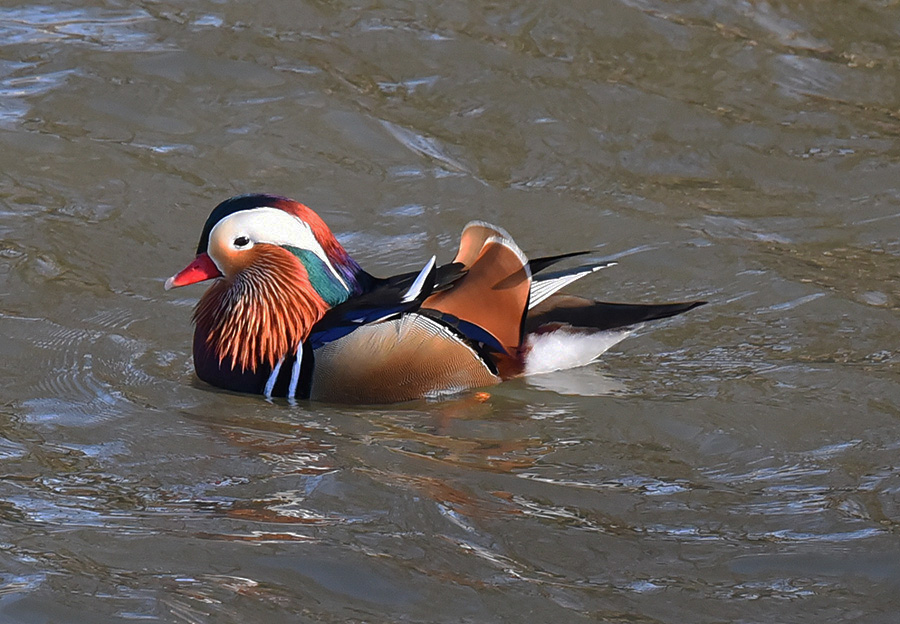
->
[1,1,899,622]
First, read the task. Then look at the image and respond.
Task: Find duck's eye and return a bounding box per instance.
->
[234,236,250,248]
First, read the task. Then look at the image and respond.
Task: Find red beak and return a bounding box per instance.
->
[165,253,222,290]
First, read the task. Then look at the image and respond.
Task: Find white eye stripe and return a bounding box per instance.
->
[208,207,348,289]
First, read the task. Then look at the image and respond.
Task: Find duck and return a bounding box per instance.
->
[165,193,705,403]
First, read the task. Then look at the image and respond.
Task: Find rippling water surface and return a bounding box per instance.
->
[1,1,899,622]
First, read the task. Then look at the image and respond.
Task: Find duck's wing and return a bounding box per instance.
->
[306,222,532,402]
[307,256,443,349]
[371,260,468,293]
[422,221,532,355]
[525,296,707,334]
[528,259,617,308]
[314,230,602,355]
[527,250,591,274]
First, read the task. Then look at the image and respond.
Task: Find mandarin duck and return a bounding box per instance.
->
[165,194,705,403]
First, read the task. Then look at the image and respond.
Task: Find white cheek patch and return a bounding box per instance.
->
[207,207,347,288]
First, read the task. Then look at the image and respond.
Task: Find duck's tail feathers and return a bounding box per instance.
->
[528,260,617,309]
[524,296,706,334]
[499,296,706,378]
[527,250,591,275]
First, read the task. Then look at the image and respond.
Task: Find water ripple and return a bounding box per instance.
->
[0,6,165,51]
[0,68,76,128]
[380,119,472,175]
[0,573,46,598]
[749,528,885,543]
[1,311,160,425]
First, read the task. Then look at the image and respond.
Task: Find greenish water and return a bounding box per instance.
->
[1,1,898,622]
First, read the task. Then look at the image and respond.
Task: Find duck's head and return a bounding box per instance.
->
[166,194,367,372]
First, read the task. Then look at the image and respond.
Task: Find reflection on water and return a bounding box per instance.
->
[1,0,899,621]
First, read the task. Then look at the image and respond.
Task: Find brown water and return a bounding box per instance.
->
[1,1,899,622]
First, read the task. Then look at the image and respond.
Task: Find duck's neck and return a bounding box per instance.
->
[323,243,371,296]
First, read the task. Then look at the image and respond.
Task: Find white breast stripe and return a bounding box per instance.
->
[288,344,303,400]
[264,356,284,398]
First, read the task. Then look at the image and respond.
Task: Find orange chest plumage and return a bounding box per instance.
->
[192,247,331,373]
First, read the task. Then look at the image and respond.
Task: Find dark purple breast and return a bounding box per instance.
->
[192,329,311,397]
